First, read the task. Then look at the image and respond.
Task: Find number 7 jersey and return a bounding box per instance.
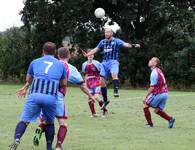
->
[27,55,66,96]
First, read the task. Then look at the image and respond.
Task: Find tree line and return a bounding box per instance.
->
[0,0,194,89]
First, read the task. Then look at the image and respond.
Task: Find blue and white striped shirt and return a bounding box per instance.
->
[27,55,66,96]
[96,37,125,61]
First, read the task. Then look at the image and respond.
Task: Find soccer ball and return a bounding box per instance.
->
[94,8,105,18]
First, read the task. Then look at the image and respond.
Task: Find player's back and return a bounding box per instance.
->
[28,55,66,96]
[68,63,83,84]
[59,61,83,95]
[31,55,65,80]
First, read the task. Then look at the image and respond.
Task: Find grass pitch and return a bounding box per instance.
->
[0,84,195,150]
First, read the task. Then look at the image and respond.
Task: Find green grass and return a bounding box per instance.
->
[0,84,195,150]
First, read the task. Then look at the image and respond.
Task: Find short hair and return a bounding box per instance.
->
[58,47,70,59]
[154,57,160,67]
[42,42,56,55]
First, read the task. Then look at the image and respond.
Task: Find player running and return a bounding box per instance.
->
[82,53,108,116]
[9,42,67,150]
[83,27,140,111]
[33,47,95,150]
[143,57,175,128]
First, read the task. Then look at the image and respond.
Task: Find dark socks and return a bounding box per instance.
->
[39,123,46,132]
[101,87,108,102]
[88,100,96,114]
[156,110,171,121]
[45,124,55,150]
[98,100,104,107]
[113,79,119,94]
[56,125,68,148]
[14,121,28,140]
[143,108,153,126]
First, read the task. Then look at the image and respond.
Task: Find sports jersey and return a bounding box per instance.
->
[96,37,125,61]
[82,60,102,88]
[28,55,66,96]
[59,61,84,95]
[150,68,168,94]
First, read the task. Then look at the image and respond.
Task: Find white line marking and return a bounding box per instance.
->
[119,94,195,101]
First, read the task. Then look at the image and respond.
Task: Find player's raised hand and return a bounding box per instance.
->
[81,49,88,57]
[133,44,141,48]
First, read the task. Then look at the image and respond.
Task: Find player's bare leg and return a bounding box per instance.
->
[94,93,104,108]
[55,118,68,150]
[111,73,119,97]
[94,93,107,116]
[143,103,153,127]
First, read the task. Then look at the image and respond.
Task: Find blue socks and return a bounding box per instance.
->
[45,124,55,150]
[101,87,108,102]
[113,79,119,94]
[14,121,28,140]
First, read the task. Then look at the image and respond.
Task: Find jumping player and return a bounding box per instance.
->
[83,27,140,109]
[33,47,95,150]
[9,42,67,150]
[82,54,108,116]
[143,57,175,128]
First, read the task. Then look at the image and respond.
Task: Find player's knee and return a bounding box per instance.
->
[101,83,106,87]
[154,108,160,113]
[45,122,54,125]
[88,98,95,103]
[58,118,67,127]
[100,77,106,86]
[111,73,118,80]
[20,121,29,126]
[39,118,46,124]
[94,94,100,100]
[143,103,149,108]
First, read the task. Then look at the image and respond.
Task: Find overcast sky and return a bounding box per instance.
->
[0,0,24,32]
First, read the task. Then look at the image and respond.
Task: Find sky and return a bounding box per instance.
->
[0,0,24,32]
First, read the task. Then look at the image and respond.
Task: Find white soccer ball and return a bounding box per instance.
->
[94,8,105,18]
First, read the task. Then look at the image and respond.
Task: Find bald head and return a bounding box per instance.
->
[154,57,160,67]
[148,57,161,68]
[104,28,113,39]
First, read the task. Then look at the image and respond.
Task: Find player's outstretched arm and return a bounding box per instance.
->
[82,48,100,57]
[79,82,94,100]
[123,43,141,48]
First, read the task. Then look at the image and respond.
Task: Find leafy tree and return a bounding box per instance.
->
[0,27,31,80]
[1,0,194,89]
